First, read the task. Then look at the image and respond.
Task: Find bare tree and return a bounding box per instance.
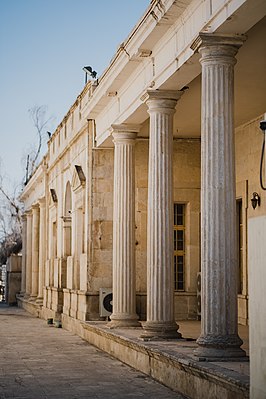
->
[0,164,23,264]
[26,105,53,181]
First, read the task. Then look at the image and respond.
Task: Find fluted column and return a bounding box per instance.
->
[195,33,246,359]
[37,198,46,302]
[142,90,183,339]
[31,204,40,299]
[20,214,27,295]
[25,210,32,297]
[109,124,140,327]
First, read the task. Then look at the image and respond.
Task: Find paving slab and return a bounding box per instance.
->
[0,305,187,399]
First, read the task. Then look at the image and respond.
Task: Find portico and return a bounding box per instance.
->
[17,1,266,396]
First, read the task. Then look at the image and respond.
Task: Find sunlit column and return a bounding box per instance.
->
[37,198,46,302]
[142,90,183,339]
[20,214,27,295]
[195,33,246,359]
[109,124,140,327]
[25,210,32,297]
[31,204,40,299]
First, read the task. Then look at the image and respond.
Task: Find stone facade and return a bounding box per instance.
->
[5,254,22,305]
[18,1,266,397]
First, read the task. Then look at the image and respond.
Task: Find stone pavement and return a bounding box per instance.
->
[0,305,187,399]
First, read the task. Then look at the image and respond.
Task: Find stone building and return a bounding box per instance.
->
[18,0,266,397]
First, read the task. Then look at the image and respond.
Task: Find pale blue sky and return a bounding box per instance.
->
[0,0,150,191]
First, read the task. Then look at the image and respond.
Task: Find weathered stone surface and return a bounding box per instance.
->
[195,34,246,360]
[142,90,183,339]
[0,305,185,399]
[109,125,140,327]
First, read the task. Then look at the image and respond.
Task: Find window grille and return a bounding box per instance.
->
[174,203,185,291]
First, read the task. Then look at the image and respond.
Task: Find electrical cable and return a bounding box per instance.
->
[260,136,266,190]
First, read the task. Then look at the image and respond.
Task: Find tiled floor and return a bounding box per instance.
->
[0,304,187,399]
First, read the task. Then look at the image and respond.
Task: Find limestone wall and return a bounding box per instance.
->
[235,114,266,216]
[89,148,114,292]
[249,216,266,399]
[6,254,22,305]
[235,113,266,397]
[135,138,201,320]
[235,114,266,326]
[86,138,201,320]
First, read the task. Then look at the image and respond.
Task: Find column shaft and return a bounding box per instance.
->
[25,211,32,297]
[31,205,40,298]
[20,215,27,295]
[109,125,140,327]
[142,90,182,339]
[37,199,46,301]
[196,33,246,359]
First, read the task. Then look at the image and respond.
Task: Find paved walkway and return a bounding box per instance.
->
[0,305,187,399]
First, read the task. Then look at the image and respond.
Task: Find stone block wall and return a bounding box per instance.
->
[235,113,266,326]
[6,254,22,305]
[88,138,201,320]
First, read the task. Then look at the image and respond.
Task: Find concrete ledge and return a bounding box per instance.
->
[17,297,42,318]
[61,314,249,399]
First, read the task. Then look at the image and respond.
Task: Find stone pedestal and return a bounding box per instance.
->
[109,124,140,328]
[195,34,246,359]
[31,204,40,299]
[142,90,183,339]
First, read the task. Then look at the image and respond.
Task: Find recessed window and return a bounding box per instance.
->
[174,203,185,291]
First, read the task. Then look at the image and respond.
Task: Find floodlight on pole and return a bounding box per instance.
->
[83,66,97,84]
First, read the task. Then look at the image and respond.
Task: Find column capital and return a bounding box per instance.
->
[111,124,139,143]
[31,204,40,217]
[38,197,46,208]
[141,89,183,113]
[192,33,246,65]
[25,209,32,217]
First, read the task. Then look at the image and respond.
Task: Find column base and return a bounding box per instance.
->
[108,313,140,328]
[35,297,43,305]
[29,295,37,302]
[140,321,182,340]
[195,334,247,361]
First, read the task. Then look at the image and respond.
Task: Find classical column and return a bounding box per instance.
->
[37,198,46,302]
[25,210,32,297]
[31,204,40,299]
[195,33,246,359]
[20,214,27,295]
[109,124,140,327]
[141,90,183,339]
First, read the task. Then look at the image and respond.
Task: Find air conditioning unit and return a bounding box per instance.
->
[196,272,201,320]
[99,288,113,317]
